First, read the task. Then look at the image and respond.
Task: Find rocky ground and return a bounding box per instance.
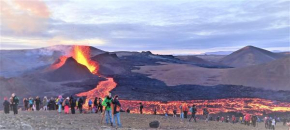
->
[0,111,289,130]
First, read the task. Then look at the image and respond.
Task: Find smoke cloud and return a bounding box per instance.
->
[0,0,50,33]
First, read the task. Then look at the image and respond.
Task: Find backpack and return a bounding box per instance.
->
[14,96,19,104]
[65,100,69,105]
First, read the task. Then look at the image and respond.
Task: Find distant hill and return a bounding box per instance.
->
[223,56,290,90]
[45,57,97,82]
[219,46,284,67]
[279,51,290,56]
[91,52,126,76]
[203,51,233,55]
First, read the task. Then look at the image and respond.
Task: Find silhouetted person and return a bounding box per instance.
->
[35,96,41,111]
[23,98,29,111]
[182,103,189,118]
[94,97,98,113]
[11,93,19,115]
[154,107,157,115]
[126,108,130,113]
[252,115,257,127]
[70,96,76,114]
[112,95,122,127]
[48,97,56,110]
[139,103,143,114]
[98,98,103,113]
[3,97,10,114]
[189,105,197,122]
[78,97,84,113]
[203,106,209,122]
[173,107,177,117]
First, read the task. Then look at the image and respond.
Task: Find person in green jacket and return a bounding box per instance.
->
[102,94,113,126]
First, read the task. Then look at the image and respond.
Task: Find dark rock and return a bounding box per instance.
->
[149,121,160,128]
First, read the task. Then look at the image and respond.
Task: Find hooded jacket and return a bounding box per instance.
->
[102,97,112,110]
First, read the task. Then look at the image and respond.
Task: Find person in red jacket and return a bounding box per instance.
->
[245,113,251,126]
[232,115,236,124]
[182,103,189,118]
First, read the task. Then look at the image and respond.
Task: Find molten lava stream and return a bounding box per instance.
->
[47,56,68,70]
[118,98,290,115]
[72,45,290,115]
[76,78,117,108]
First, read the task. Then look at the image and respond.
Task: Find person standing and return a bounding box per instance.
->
[271,119,276,130]
[232,115,236,124]
[179,104,184,119]
[112,95,122,128]
[35,96,41,111]
[48,97,55,110]
[88,99,93,113]
[70,96,76,114]
[78,97,84,113]
[94,97,98,113]
[182,103,189,118]
[9,97,13,111]
[203,106,209,122]
[139,102,143,114]
[126,108,130,113]
[3,97,10,114]
[98,98,103,113]
[189,105,197,122]
[43,96,48,111]
[173,107,177,117]
[102,95,113,126]
[252,115,257,127]
[165,110,168,117]
[11,93,19,115]
[63,97,70,114]
[154,107,157,115]
[23,98,29,111]
[29,97,33,111]
[216,116,220,122]
[57,95,63,113]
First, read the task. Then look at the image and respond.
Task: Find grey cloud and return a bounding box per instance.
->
[1,0,289,52]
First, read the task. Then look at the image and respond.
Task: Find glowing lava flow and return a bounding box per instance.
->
[119,98,290,115]
[72,45,116,108]
[69,45,290,115]
[47,56,68,71]
[72,45,98,74]
[76,78,117,108]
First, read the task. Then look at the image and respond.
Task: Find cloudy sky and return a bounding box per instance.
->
[0,0,289,54]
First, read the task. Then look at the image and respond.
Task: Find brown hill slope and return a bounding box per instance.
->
[219,46,284,67]
[222,56,290,90]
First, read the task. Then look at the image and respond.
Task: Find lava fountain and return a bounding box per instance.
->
[71,45,115,107]
[72,45,98,74]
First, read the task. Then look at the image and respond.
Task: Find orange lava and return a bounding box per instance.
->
[58,45,290,115]
[47,56,68,70]
[76,78,117,108]
[119,98,290,115]
[72,45,98,74]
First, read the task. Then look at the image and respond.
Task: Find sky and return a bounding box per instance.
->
[0,0,289,55]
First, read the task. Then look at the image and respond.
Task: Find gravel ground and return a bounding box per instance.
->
[0,111,288,130]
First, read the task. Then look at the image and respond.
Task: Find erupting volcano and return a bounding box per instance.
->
[52,45,289,116]
[72,45,99,74]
